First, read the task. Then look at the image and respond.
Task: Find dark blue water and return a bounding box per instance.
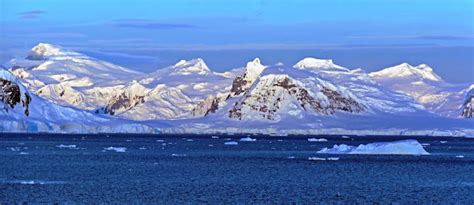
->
[1,134,473,203]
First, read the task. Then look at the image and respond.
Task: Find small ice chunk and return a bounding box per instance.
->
[308,138,328,142]
[139,147,147,150]
[341,136,350,139]
[317,140,430,155]
[327,157,340,161]
[421,143,430,146]
[287,156,295,159]
[186,139,194,142]
[171,153,187,157]
[456,155,465,158]
[211,136,219,139]
[440,141,448,144]
[9,147,20,152]
[56,144,77,149]
[308,157,327,161]
[240,137,256,142]
[156,139,165,142]
[224,141,239,146]
[104,147,127,153]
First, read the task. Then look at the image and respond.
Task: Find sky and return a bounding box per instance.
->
[1,0,473,83]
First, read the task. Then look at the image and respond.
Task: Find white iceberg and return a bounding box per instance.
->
[224,141,239,145]
[240,137,256,142]
[308,138,328,142]
[56,144,77,149]
[317,140,430,155]
[104,146,127,153]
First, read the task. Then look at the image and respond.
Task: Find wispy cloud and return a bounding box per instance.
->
[110,19,198,29]
[346,34,473,41]
[18,10,46,19]
[415,35,473,40]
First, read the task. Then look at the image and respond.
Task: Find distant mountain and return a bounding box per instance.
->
[0,67,155,133]
[369,63,472,118]
[2,43,472,135]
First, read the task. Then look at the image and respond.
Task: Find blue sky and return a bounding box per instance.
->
[1,0,473,83]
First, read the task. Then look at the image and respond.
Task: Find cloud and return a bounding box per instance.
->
[416,35,473,40]
[346,34,473,41]
[18,10,46,19]
[110,19,198,29]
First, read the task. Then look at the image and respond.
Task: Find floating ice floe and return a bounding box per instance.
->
[103,146,127,152]
[240,137,256,142]
[317,140,430,155]
[308,138,328,142]
[456,155,465,158]
[224,141,239,145]
[308,157,340,161]
[56,144,77,149]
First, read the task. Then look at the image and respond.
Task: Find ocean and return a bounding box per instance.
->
[1,134,473,203]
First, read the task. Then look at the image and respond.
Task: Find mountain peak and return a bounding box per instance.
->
[293,57,348,71]
[26,43,66,60]
[245,58,266,80]
[370,63,442,82]
[170,58,210,75]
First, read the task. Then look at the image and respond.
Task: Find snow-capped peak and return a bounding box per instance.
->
[26,43,69,60]
[245,58,266,80]
[170,58,211,75]
[293,57,348,71]
[369,63,442,82]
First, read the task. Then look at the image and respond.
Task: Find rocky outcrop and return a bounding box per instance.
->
[192,96,220,117]
[98,93,145,115]
[461,87,473,118]
[0,78,31,116]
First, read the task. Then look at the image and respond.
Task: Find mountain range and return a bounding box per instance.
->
[1,43,472,136]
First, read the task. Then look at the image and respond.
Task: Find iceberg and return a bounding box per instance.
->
[104,146,127,153]
[224,141,239,145]
[240,137,256,142]
[308,138,328,142]
[317,140,430,155]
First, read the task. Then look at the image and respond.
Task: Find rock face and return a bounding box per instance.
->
[100,92,145,115]
[192,96,220,117]
[229,75,364,121]
[461,86,474,118]
[0,78,31,116]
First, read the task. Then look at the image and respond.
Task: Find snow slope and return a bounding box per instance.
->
[370,63,473,118]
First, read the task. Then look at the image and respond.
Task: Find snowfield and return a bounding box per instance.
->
[317,140,430,155]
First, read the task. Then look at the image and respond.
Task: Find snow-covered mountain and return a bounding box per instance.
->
[2,43,473,136]
[8,43,143,111]
[369,63,472,118]
[0,67,157,133]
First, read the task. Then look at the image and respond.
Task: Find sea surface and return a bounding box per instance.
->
[0,133,473,203]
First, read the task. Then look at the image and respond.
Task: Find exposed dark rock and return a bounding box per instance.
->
[461,95,473,118]
[101,93,145,115]
[192,96,220,117]
[0,78,30,116]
